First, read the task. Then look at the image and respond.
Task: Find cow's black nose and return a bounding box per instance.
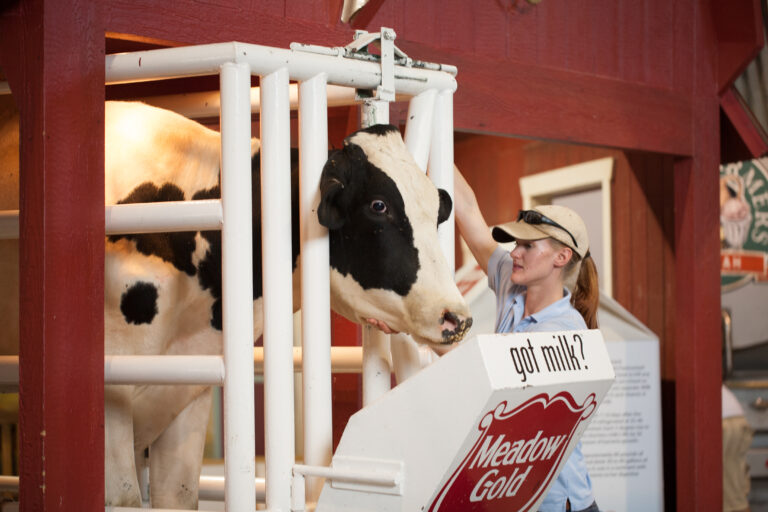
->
[440,312,472,343]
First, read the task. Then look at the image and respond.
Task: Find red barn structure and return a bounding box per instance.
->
[0,0,763,510]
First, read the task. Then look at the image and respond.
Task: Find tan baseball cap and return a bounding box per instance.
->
[491,205,590,259]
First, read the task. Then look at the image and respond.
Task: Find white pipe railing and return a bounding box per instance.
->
[105,200,223,234]
[292,464,400,487]
[0,200,222,240]
[298,72,333,503]
[404,89,437,171]
[104,356,224,385]
[140,84,358,120]
[3,36,458,510]
[359,99,394,407]
[260,66,296,512]
[105,42,457,96]
[0,475,268,502]
[0,211,18,239]
[429,89,456,271]
[0,348,366,390]
[198,475,266,502]
[219,61,257,512]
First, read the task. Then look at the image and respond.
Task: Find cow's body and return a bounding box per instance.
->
[0,99,472,508]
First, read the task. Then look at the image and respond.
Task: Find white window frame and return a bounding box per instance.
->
[519,157,614,296]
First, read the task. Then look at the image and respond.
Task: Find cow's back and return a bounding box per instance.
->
[105,101,225,205]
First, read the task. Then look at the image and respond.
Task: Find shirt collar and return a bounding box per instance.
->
[513,287,573,326]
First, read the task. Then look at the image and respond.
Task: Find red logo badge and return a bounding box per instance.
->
[427,392,597,512]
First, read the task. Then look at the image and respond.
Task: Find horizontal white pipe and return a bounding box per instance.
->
[105,200,223,234]
[0,475,17,491]
[0,347,364,389]
[0,356,18,389]
[106,508,220,512]
[140,84,358,119]
[104,355,225,385]
[0,200,223,240]
[0,210,18,239]
[293,464,399,487]
[198,475,266,502]
[106,42,457,96]
[0,474,268,502]
[255,346,362,373]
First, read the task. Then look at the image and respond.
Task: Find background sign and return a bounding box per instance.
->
[579,339,664,512]
[720,158,768,290]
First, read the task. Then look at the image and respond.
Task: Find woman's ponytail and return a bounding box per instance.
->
[571,253,600,329]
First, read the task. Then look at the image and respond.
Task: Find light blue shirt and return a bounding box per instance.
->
[488,246,595,512]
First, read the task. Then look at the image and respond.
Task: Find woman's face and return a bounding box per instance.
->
[509,238,564,287]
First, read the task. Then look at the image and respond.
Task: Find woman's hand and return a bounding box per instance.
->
[365,318,399,334]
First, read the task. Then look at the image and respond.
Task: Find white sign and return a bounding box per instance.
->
[318,331,615,512]
[580,339,664,511]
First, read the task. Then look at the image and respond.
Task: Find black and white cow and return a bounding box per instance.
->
[1,99,472,508]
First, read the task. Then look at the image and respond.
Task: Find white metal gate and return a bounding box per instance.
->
[0,28,457,512]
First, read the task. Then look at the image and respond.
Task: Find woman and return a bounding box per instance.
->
[453,166,600,512]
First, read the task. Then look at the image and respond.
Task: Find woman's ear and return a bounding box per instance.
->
[553,246,573,268]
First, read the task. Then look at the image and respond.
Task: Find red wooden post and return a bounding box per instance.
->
[672,3,723,510]
[0,0,105,509]
[673,111,723,511]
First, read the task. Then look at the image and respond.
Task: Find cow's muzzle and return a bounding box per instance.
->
[439,311,473,344]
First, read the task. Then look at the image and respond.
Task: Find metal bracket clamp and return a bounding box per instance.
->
[345,27,405,102]
[291,27,410,103]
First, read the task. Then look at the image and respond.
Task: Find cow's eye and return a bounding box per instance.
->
[370,199,388,214]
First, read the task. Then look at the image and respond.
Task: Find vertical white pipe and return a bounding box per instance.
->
[361,327,393,405]
[404,89,437,172]
[429,90,456,272]
[298,73,332,503]
[389,91,442,384]
[260,67,295,512]
[359,99,392,405]
[360,98,390,126]
[219,61,256,512]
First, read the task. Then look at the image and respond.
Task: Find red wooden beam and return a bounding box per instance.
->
[713,0,764,93]
[0,1,105,510]
[397,40,694,156]
[105,0,353,53]
[720,85,768,158]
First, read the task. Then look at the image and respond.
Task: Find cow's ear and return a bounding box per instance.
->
[318,176,346,230]
[318,149,350,230]
[437,188,453,225]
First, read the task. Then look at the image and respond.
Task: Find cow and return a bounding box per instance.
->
[0,98,472,508]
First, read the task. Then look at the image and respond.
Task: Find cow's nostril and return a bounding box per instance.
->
[440,313,473,343]
[441,311,459,331]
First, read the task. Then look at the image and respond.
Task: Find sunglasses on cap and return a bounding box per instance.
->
[517,209,579,249]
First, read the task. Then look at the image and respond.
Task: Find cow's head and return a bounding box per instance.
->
[318,125,472,347]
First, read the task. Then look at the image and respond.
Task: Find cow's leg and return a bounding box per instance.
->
[105,385,142,506]
[148,387,213,509]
